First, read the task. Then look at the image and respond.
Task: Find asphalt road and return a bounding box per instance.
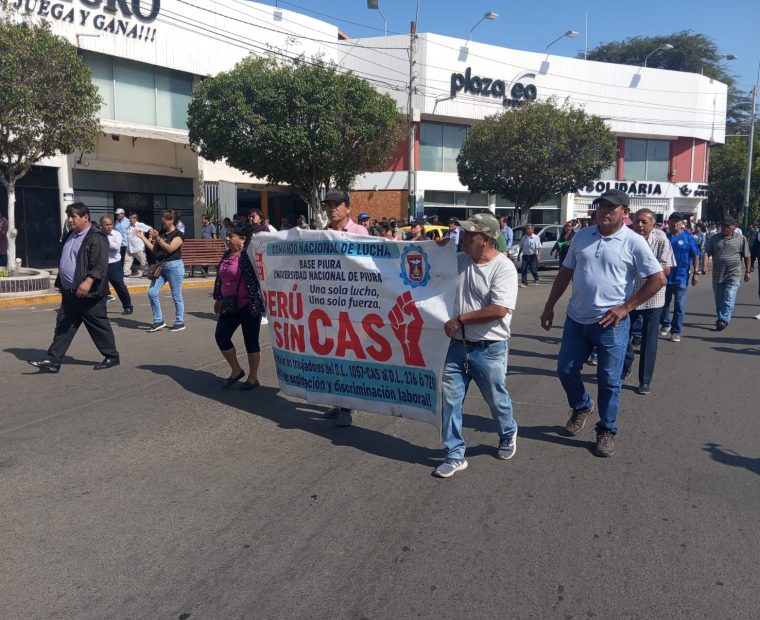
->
[2,277,760,619]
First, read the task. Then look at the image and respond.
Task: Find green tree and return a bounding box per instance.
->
[457,100,616,222]
[0,7,101,270]
[706,136,760,224]
[584,32,751,133]
[188,57,405,223]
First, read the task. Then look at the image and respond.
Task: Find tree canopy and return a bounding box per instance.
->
[456,100,617,220]
[188,57,405,219]
[705,138,760,224]
[584,31,751,134]
[0,7,102,268]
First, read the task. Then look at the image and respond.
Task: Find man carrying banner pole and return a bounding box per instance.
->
[319,188,370,427]
[434,213,519,478]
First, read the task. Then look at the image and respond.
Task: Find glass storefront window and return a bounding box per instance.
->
[624,139,670,181]
[420,122,468,172]
[83,52,194,130]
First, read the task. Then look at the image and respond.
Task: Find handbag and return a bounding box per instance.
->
[146,261,164,280]
[219,256,244,315]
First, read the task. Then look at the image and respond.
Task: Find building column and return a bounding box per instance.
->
[56,155,74,227]
[488,193,496,214]
[261,190,269,218]
[561,193,574,223]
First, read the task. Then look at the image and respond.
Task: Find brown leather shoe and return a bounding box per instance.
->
[565,401,594,436]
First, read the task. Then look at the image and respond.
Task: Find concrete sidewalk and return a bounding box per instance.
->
[0,275,215,308]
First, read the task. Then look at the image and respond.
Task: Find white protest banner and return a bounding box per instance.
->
[249,229,457,427]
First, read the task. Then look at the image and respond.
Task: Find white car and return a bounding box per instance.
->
[508,224,564,270]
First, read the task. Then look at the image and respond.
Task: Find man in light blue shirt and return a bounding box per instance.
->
[113,208,131,263]
[499,215,513,250]
[540,189,665,458]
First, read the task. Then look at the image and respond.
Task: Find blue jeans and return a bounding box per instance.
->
[713,280,741,324]
[557,316,630,435]
[148,259,185,324]
[623,307,661,387]
[441,339,517,460]
[660,283,687,334]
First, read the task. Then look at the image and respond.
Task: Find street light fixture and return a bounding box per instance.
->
[743,61,759,229]
[545,30,579,53]
[643,43,674,68]
[464,11,499,48]
[366,0,387,38]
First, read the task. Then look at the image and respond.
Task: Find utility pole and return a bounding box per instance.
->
[407,19,417,221]
[743,64,759,229]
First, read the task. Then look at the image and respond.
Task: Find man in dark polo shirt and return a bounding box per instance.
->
[706,216,751,331]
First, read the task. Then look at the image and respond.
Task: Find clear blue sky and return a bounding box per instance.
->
[269,0,760,94]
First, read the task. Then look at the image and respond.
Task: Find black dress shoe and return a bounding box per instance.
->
[94,357,120,370]
[122,307,134,315]
[27,359,61,373]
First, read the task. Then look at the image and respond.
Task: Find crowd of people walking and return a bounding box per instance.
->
[23,191,760,477]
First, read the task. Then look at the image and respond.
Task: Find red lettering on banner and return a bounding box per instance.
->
[274,321,305,353]
[335,312,366,360]
[309,309,333,355]
[362,314,392,362]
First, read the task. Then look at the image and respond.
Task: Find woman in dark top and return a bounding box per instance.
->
[247,209,270,234]
[137,209,186,332]
[213,221,266,389]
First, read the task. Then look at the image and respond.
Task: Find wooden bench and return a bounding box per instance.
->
[182,239,226,277]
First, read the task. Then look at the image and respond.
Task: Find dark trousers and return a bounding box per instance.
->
[623,307,661,386]
[47,290,119,363]
[107,262,133,310]
[120,246,127,263]
[215,309,262,353]
[521,254,539,283]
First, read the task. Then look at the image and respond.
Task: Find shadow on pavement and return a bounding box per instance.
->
[704,443,760,476]
[4,347,93,367]
[694,335,759,346]
[508,348,559,360]
[710,346,760,356]
[137,363,439,467]
[186,311,218,321]
[512,332,562,346]
[506,364,559,377]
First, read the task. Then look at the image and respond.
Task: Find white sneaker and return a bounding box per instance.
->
[754,313,760,320]
[670,333,681,342]
[659,326,670,337]
[432,459,468,478]
[261,315,269,325]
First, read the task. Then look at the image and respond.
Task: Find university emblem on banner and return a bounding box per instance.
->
[399,244,430,288]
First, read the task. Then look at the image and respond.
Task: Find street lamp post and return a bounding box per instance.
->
[743,62,759,229]
[545,30,579,53]
[366,0,387,37]
[643,43,674,68]
[463,11,499,48]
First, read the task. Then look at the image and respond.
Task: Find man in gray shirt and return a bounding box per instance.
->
[706,216,751,331]
[434,213,519,478]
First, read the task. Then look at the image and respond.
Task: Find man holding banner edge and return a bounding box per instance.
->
[434,213,519,478]
[320,188,370,427]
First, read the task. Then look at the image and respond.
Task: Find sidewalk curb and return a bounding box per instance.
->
[0,279,214,308]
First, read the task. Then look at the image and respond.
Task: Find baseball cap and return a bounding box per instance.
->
[459,213,500,239]
[321,188,350,205]
[448,217,459,224]
[592,189,630,208]
[358,212,369,220]
[721,215,737,226]
[115,208,125,214]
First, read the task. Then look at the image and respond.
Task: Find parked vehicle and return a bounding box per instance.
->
[398,225,450,240]
[508,224,563,269]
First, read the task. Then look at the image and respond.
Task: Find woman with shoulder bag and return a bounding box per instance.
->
[136,209,185,332]
[213,221,266,390]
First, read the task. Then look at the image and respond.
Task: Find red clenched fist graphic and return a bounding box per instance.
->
[388,291,425,367]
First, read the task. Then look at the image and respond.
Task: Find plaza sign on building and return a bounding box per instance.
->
[450,67,538,108]
[11,0,161,41]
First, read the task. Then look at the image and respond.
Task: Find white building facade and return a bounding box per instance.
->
[5,0,339,266]
[343,33,726,224]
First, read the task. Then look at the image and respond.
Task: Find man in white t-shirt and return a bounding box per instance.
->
[123,212,151,277]
[434,213,519,478]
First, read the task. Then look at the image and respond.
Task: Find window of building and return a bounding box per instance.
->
[623,139,670,181]
[82,52,194,130]
[420,122,468,172]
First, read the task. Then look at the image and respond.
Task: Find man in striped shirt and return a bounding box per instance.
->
[621,209,676,396]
